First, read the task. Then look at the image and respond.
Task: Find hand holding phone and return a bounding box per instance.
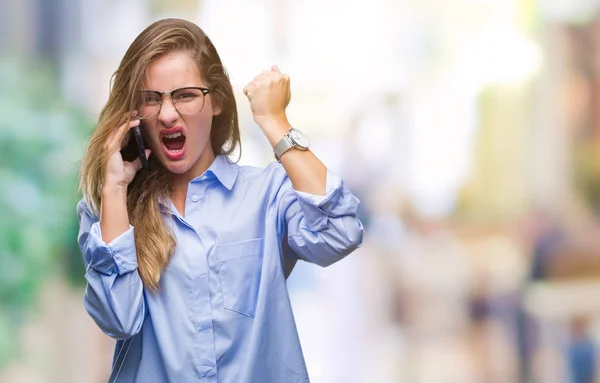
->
[120,124,149,170]
[104,116,150,190]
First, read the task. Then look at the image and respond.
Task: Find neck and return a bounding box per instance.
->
[170,148,216,196]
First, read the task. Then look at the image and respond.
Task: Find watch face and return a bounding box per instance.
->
[289,129,309,148]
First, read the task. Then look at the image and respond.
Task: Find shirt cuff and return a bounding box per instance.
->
[88,223,138,275]
[293,170,360,231]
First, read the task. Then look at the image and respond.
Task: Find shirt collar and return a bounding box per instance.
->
[158,155,239,211]
[200,155,239,191]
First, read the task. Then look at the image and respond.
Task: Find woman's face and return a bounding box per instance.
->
[140,50,221,179]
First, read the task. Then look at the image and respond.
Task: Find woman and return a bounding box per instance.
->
[77,18,363,383]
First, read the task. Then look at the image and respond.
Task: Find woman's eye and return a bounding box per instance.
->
[175,93,196,101]
[141,94,161,105]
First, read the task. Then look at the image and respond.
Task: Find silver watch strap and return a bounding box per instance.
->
[273,134,293,161]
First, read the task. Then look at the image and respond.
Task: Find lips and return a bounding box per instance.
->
[160,126,186,160]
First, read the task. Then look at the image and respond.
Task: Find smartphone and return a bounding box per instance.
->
[120,125,149,170]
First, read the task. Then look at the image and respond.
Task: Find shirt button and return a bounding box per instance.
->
[191,194,200,202]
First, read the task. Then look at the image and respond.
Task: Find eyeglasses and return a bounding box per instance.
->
[136,87,211,120]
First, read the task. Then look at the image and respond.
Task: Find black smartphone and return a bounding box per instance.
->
[120,125,149,170]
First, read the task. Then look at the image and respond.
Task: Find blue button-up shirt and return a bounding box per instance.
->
[77,155,363,383]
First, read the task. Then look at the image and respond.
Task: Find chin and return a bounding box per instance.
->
[159,158,194,175]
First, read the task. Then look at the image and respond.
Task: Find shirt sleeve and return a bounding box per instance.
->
[77,199,147,339]
[272,167,364,267]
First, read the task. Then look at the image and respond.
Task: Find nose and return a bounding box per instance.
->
[157,96,179,126]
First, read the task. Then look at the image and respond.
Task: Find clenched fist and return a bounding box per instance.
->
[243,65,291,127]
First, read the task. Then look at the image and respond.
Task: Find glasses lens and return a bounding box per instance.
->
[173,88,206,115]
[138,91,161,119]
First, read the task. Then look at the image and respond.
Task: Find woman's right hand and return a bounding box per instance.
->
[103,113,151,190]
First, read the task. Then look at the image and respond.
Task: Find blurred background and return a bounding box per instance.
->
[3,0,600,382]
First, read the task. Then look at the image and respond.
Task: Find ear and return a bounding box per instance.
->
[211,97,223,117]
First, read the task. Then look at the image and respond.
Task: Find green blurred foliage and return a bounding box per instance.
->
[574,141,600,215]
[0,57,93,367]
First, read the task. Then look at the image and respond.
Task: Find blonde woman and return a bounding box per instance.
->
[77,18,363,383]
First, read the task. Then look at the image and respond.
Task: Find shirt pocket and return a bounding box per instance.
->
[216,238,264,318]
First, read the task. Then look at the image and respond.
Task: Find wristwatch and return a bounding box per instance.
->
[273,128,309,161]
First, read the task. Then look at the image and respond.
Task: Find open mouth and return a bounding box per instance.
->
[162,131,186,152]
[160,129,187,160]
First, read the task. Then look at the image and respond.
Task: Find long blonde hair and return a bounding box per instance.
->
[79,19,240,291]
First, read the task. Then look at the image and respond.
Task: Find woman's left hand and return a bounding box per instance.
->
[244,65,291,128]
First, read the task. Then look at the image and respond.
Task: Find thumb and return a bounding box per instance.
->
[271,65,281,73]
[130,157,143,173]
[129,149,151,173]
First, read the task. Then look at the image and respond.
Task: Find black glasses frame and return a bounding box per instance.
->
[137,87,211,119]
